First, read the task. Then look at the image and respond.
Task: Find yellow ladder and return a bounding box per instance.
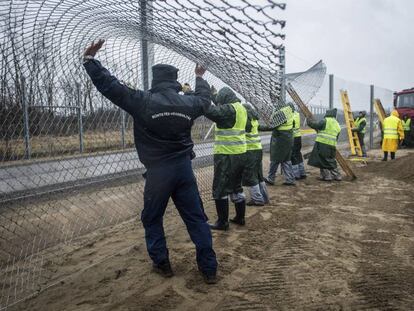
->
[340,90,362,157]
[374,99,386,126]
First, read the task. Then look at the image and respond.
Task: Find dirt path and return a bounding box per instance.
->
[10,151,414,311]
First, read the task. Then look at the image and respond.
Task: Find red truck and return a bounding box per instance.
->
[394,88,414,146]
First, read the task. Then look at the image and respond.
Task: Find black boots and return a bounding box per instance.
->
[210,199,246,230]
[230,201,246,226]
[152,259,174,278]
[210,199,229,231]
[383,152,396,161]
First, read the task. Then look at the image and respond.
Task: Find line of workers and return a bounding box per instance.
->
[83,43,407,284]
[205,86,344,231]
[352,110,409,160]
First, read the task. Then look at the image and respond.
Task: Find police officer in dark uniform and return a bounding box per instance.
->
[82,40,218,284]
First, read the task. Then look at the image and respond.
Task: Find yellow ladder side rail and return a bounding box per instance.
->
[340,90,362,156]
[374,99,386,126]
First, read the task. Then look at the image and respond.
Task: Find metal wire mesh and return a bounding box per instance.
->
[0,0,390,304]
[0,0,292,308]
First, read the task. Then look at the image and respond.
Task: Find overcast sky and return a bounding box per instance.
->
[282,0,414,92]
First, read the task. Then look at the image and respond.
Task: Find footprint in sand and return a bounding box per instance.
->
[260,212,272,221]
[227,232,241,243]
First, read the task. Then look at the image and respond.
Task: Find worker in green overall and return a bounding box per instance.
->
[308,108,342,181]
[242,104,269,206]
[402,114,412,147]
[205,87,250,230]
[352,111,367,157]
[291,104,307,179]
[261,105,296,186]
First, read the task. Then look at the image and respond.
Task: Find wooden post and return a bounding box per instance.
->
[286,83,357,180]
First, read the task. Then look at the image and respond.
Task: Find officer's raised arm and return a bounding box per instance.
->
[192,64,212,115]
[82,39,145,115]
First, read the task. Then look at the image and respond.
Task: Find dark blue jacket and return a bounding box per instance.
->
[83,59,211,168]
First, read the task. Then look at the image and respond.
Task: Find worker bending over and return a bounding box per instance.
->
[242,104,269,206]
[291,103,307,180]
[205,87,250,230]
[352,111,367,157]
[83,40,217,284]
[261,105,296,186]
[382,110,404,161]
[307,108,342,181]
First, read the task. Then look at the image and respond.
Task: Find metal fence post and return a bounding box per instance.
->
[21,77,31,159]
[140,0,153,91]
[280,46,286,103]
[369,84,374,149]
[120,109,126,148]
[76,83,84,153]
[329,74,334,109]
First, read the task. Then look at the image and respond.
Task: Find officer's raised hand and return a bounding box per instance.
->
[195,63,206,78]
[84,39,105,57]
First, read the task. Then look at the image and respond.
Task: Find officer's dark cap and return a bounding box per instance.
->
[152,64,179,82]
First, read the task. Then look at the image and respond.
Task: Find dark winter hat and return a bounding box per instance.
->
[360,110,367,116]
[325,108,337,118]
[216,87,240,105]
[151,64,179,82]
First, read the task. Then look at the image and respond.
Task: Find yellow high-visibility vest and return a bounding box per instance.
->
[277,106,294,131]
[315,117,341,147]
[354,117,367,134]
[214,102,247,155]
[246,119,262,151]
[383,115,401,139]
[402,118,411,131]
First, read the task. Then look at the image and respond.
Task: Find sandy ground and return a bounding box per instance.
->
[8,149,414,311]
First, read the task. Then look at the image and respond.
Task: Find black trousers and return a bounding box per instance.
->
[141,156,217,275]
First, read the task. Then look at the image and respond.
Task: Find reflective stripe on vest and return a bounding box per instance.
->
[277,106,294,131]
[293,111,301,137]
[383,115,400,139]
[246,119,262,151]
[214,102,247,155]
[354,117,367,134]
[402,119,411,131]
[315,117,341,147]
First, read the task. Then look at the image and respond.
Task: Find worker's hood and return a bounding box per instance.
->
[244,103,260,120]
[325,108,337,118]
[359,111,367,117]
[288,102,296,112]
[150,64,182,92]
[215,87,240,105]
[391,110,399,118]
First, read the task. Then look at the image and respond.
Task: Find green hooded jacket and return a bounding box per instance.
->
[307,108,340,169]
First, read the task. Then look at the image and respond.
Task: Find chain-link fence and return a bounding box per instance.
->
[0,1,290,308]
[0,0,395,309]
[308,74,394,149]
